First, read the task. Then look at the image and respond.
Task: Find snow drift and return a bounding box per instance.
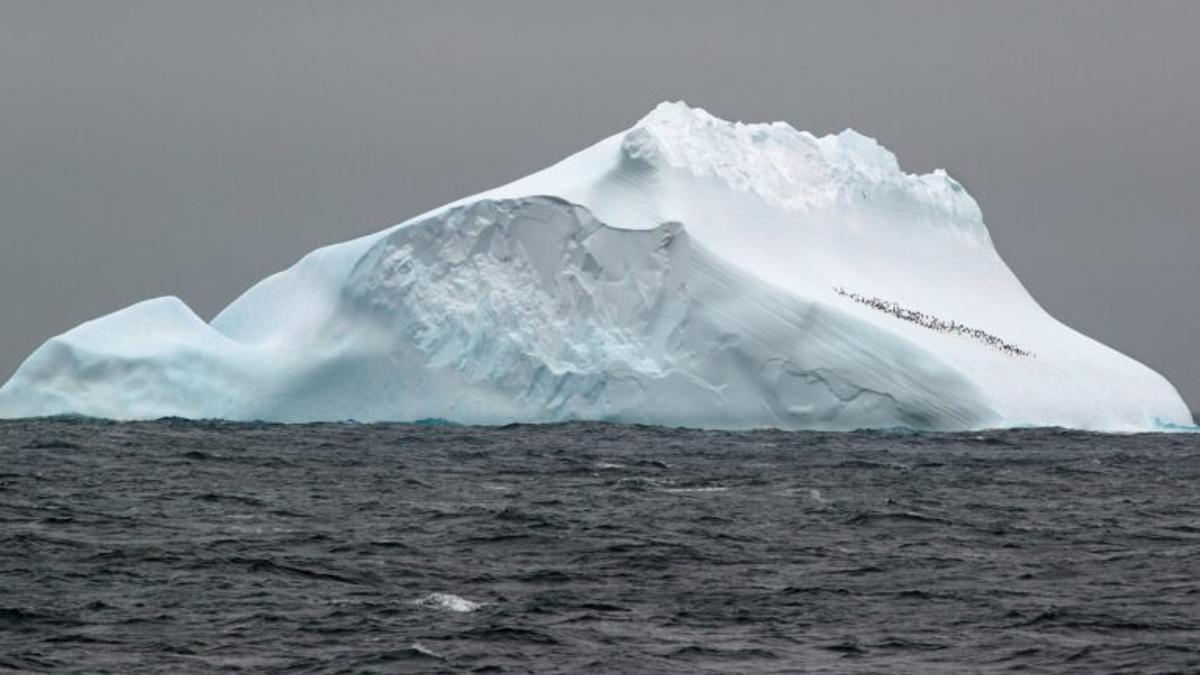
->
[0,102,1190,430]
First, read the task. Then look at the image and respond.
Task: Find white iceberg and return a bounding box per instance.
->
[0,102,1190,430]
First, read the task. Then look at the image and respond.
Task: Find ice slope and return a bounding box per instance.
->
[0,102,1190,430]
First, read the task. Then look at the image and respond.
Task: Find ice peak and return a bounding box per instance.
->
[824,127,901,175]
[630,101,899,175]
[635,100,721,128]
[623,101,982,231]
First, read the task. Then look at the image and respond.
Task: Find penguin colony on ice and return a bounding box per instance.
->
[834,287,1033,358]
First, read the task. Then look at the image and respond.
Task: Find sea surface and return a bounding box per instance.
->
[2,419,1199,674]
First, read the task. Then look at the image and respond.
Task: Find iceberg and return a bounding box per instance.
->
[0,102,1190,430]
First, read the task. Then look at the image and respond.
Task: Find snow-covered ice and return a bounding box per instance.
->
[0,102,1190,430]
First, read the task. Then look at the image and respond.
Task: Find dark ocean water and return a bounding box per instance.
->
[1,419,1199,674]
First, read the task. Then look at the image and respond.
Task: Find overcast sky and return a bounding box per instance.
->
[1,1,1197,412]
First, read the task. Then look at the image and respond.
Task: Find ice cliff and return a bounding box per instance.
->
[0,102,1190,430]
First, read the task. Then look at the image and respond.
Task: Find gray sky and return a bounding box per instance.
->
[1,1,1197,412]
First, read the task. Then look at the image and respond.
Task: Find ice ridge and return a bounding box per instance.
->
[623,101,983,232]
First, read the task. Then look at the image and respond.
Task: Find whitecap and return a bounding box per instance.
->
[662,487,730,493]
[411,642,443,658]
[413,592,483,613]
